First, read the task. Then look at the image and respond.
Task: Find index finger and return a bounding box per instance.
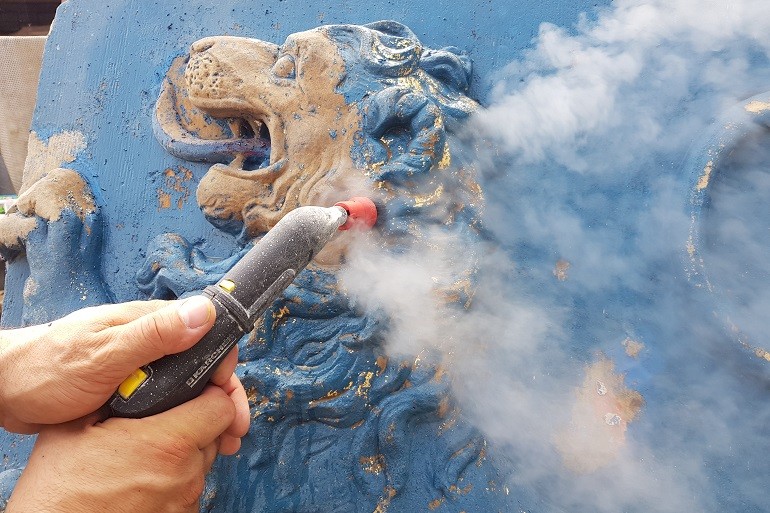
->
[60,299,171,329]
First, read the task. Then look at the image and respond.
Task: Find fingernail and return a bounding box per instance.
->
[178,296,213,328]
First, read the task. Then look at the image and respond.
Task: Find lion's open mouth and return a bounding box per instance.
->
[236,118,271,169]
[210,114,288,180]
[153,52,288,174]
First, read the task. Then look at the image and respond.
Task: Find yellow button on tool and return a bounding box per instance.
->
[118,368,149,399]
[218,279,236,293]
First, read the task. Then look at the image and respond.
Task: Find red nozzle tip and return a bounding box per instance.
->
[335,197,378,231]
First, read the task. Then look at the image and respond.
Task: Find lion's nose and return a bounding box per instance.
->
[191,38,217,54]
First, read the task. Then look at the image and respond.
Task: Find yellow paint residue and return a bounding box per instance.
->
[158,189,172,209]
[356,371,374,397]
[413,184,445,208]
[359,454,386,475]
[21,130,87,193]
[373,486,397,513]
[622,338,645,358]
[428,497,445,510]
[437,142,452,169]
[157,166,193,210]
[554,356,644,474]
[697,160,713,191]
[744,100,770,114]
[272,305,291,329]
[554,259,570,281]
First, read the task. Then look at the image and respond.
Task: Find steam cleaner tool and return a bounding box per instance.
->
[107,197,377,418]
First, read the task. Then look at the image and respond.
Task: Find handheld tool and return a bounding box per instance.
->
[107,197,377,418]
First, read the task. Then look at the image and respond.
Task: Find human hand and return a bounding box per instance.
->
[6,386,238,513]
[0,297,249,449]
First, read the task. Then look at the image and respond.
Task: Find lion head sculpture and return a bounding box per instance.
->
[155,20,481,243]
[151,21,510,513]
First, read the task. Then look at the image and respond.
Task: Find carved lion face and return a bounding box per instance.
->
[183,28,366,237]
[155,21,480,243]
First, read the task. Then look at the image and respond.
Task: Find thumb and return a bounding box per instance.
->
[107,296,216,370]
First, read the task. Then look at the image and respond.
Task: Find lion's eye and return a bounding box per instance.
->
[272,55,296,79]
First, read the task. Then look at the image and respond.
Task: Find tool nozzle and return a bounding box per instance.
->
[334,197,378,231]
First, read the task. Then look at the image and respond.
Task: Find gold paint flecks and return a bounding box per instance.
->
[730,320,770,363]
[697,160,713,191]
[437,142,452,169]
[554,356,644,474]
[359,454,386,475]
[356,371,374,397]
[397,76,424,94]
[754,347,770,362]
[413,184,444,208]
[271,305,291,329]
[438,409,459,435]
[157,166,193,210]
[744,100,770,114]
[554,259,570,281]
[428,497,445,510]
[448,483,473,496]
[686,237,696,258]
[622,338,645,358]
[373,486,397,513]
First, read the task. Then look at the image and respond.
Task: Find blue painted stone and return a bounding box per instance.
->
[0,1,610,511]
[5,1,770,512]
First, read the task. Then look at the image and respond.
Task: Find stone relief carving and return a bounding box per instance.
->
[0,151,110,325]
[152,21,510,512]
[0,20,513,512]
[685,91,770,359]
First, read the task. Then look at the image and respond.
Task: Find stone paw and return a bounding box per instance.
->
[0,168,110,324]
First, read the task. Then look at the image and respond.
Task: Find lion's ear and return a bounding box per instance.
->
[420,47,473,93]
[363,20,418,41]
[363,20,423,77]
[360,86,445,185]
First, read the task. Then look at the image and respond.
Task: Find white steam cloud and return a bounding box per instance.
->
[341,0,770,510]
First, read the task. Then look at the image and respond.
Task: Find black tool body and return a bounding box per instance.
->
[108,205,348,418]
